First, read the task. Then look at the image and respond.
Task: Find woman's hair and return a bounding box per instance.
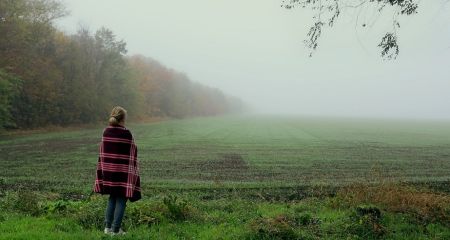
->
[109,106,127,126]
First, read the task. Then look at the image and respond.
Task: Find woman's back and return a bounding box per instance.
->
[93,106,141,235]
[94,107,141,202]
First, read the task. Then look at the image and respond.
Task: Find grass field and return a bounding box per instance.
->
[1,115,449,239]
[1,115,450,191]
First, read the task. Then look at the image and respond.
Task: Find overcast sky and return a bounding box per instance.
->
[56,0,450,119]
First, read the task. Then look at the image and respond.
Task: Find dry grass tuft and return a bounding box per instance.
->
[335,182,450,224]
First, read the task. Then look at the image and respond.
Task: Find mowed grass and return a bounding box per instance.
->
[1,115,450,193]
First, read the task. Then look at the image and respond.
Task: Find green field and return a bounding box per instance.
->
[1,115,450,191]
[1,115,449,239]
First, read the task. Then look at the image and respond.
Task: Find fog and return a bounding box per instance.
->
[56,0,450,120]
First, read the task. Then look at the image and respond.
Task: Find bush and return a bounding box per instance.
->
[0,191,17,211]
[248,215,298,240]
[15,189,41,216]
[292,212,321,226]
[163,195,189,221]
[345,205,386,239]
[290,206,321,227]
[1,189,49,216]
[356,205,381,220]
[72,197,105,229]
[41,199,74,215]
[125,201,166,227]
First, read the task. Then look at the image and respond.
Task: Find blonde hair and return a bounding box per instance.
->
[109,106,127,126]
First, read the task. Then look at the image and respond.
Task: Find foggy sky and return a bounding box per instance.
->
[56,0,450,119]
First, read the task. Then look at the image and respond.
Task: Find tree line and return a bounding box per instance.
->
[0,0,244,129]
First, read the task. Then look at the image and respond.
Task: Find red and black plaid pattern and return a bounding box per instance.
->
[94,126,141,202]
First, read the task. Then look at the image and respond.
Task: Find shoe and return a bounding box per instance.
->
[113,228,126,235]
[104,227,113,234]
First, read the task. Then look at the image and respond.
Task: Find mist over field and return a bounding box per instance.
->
[56,0,450,119]
[2,1,450,239]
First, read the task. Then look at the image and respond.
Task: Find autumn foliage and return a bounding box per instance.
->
[0,0,244,129]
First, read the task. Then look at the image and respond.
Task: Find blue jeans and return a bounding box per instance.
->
[105,195,127,232]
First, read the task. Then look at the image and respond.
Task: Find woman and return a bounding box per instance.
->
[94,106,141,235]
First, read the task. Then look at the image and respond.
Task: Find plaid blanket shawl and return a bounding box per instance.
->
[94,125,141,202]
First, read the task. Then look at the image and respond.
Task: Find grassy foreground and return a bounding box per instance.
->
[0,115,449,239]
[0,183,449,239]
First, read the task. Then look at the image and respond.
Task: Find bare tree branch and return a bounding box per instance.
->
[281,0,420,60]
